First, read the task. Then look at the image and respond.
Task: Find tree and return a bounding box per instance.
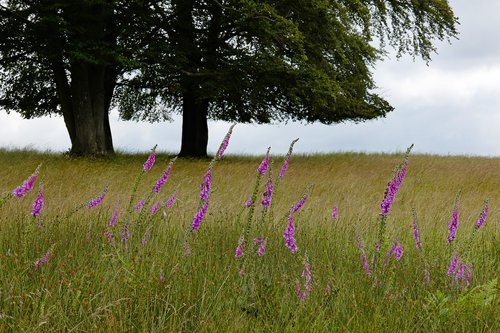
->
[0,0,160,155]
[122,0,458,157]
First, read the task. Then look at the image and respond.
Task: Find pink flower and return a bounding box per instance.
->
[279,138,299,179]
[412,210,422,249]
[356,237,371,276]
[87,187,108,209]
[191,200,209,231]
[261,176,274,208]
[475,200,488,230]
[13,165,40,198]
[153,157,176,193]
[258,148,270,175]
[331,206,338,220]
[31,187,44,218]
[34,250,51,272]
[216,124,235,160]
[235,235,244,258]
[134,198,145,212]
[283,212,298,253]
[165,193,177,208]
[380,160,408,216]
[199,169,212,202]
[447,201,460,244]
[109,208,119,228]
[143,145,157,172]
[151,201,160,215]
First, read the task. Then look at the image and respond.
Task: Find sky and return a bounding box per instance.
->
[1,0,499,156]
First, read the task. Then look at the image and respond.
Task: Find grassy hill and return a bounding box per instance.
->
[0,148,498,331]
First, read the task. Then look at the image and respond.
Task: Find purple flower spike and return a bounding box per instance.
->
[447,253,459,276]
[261,176,274,208]
[245,199,253,208]
[165,193,177,209]
[34,250,51,272]
[283,212,298,253]
[384,242,404,266]
[296,255,312,301]
[235,235,244,258]
[447,201,460,244]
[105,230,112,243]
[216,124,235,160]
[200,169,212,202]
[380,160,408,216]
[475,200,489,230]
[153,157,176,193]
[31,187,44,218]
[191,200,209,231]
[331,206,339,220]
[292,194,307,214]
[258,148,270,175]
[13,166,40,198]
[279,138,299,179]
[109,208,119,228]
[356,237,371,276]
[87,187,108,209]
[151,201,160,215]
[121,223,130,243]
[135,198,145,212]
[143,145,157,172]
[254,237,267,256]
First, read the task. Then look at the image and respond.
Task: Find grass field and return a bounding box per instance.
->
[0,146,498,332]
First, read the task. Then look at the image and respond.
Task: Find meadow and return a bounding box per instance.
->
[0,137,498,332]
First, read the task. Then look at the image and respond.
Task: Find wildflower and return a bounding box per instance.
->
[165,193,177,209]
[384,242,404,267]
[143,145,157,172]
[31,187,44,218]
[151,201,160,215]
[199,169,212,202]
[134,198,145,212]
[331,206,338,220]
[257,148,270,175]
[447,253,459,276]
[292,194,307,214]
[153,157,176,193]
[141,228,151,246]
[475,200,489,230]
[296,255,312,301]
[412,209,422,249]
[447,201,460,244]
[283,212,298,253]
[254,237,267,256]
[34,250,51,272]
[216,124,235,160]
[235,235,244,258]
[121,223,130,243]
[455,261,466,280]
[109,208,119,228]
[191,200,209,231]
[239,268,245,277]
[261,176,274,208]
[380,160,408,216]
[279,138,299,179]
[245,199,253,208]
[87,187,108,209]
[13,165,40,198]
[105,230,112,243]
[356,237,371,276]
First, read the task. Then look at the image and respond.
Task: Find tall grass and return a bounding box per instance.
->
[0,146,498,332]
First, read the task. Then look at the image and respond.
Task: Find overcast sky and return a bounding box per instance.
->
[1,0,499,156]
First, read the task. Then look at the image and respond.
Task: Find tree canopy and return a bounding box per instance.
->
[0,0,458,157]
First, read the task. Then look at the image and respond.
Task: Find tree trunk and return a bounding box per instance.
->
[69,62,114,156]
[179,91,209,158]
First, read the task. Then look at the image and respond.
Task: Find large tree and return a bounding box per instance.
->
[121,0,458,157]
[0,0,160,155]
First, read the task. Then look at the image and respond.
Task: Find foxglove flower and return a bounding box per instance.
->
[384,242,404,267]
[151,201,160,215]
[109,208,119,228]
[475,200,489,230]
[199,169,212,202]
[292,194,307,214]
[143,145,157,172]
[191,200,209,231]
[257,148,270,175]
[261,176,274,208]
[447,253,459,276]
[216,124,235,160]
[279,139,299,179]
[235,235,244,258]
[87,187,108,209]
[254,237,267,256]
[121,223,130,243]
[165,193,177,209]
[380,160,408,216]
[105,230,112,243]
[13,165,40,198]
[31,187,44,218]
[153,157,176,193]
[331,206,339,220]
[296,255,312,301]
[356,237,371,276]
[34,250,51,272]
[447,201,460,244]
[283,212,298,253]
[245,199,253,208]
[135,198,145,212]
